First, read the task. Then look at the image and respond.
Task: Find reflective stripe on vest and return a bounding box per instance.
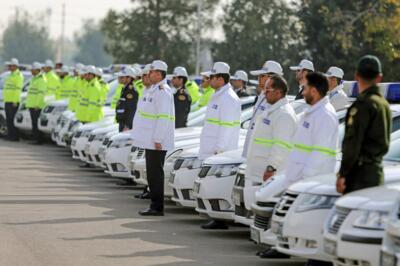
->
[253,138,293,150]
[206,118,240,128]
[293,143,336,157]
[138,110,175,121]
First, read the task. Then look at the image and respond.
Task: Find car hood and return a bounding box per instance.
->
[335,183,400,211]
[203,148,245,165]
[91,124,118,135]
[46,99,68,107]
[110,132,132,141]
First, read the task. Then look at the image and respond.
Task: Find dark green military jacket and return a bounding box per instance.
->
[339,85,391,193]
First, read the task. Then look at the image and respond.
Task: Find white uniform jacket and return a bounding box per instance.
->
[198,83,241,160]
[246,97,298,182]
[242,95,269,157]
[131,79,175,151]
[284,96,338,185]
[328,84,348,111]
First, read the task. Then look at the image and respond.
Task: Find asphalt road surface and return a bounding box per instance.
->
[0,139,305,266]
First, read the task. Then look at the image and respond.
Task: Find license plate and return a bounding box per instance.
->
[250,227,260,243]
[194,182,200,194]
[233,191,241,206]
[169,173,175,184]
[271,221,283,236]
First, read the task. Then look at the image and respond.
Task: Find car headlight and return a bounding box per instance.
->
[295,194,338,213]
[94,133,106,141]
[174,157,203,170]
[199,164,240,178]
[111,138,133,148]
[166,149,183,164]
[353,210,389,230]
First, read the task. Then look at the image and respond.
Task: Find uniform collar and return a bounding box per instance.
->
[266,97,289,113]
[305,96,329,115]
[149,78,167,92]
[359,85,381,98]
[213,83,232,97]
[329,84,344,95]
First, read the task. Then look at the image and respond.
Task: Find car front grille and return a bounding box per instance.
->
[273,191,299,218]
[254,214,271,230]
[136,148,144,159]
[197,199,206,209]
[328,207,351,235]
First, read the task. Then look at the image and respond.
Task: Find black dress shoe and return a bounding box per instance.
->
[138,208,164,216]
[201,219,229,230]
[134,191,151,199]
[258,249,290,259]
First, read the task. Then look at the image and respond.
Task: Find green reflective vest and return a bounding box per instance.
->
[87,78,104,122]
[198,86,214,108]
[99,79,109,106]
[68,77,83,112]
[44,71,61,98]
[75,79,89,122]
[25,73,47,109]
[3,69,24,103]
[111,83,124,109]
[186,80,201,103]
[134,79,144,98]
[58,75,75,100]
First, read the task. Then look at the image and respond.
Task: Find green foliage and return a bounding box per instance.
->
[73,20,113,66]
[1,10,55,63]
[101,0,216,72]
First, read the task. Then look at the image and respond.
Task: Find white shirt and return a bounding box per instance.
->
[328,84,348,111]
[198,83,241,160]
[131,79,175,151]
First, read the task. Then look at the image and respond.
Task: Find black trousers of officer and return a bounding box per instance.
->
[5,102,19,140]
[29,108,43,142]
[145,149,167,211]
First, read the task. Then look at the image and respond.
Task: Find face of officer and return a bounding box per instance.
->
[85,73,95,81]
[118,76,125,85]
[210,75,225,90]
[231,79,244,90]
[142,74,151,87]
[31,69,40,76]
[302,83,321,105]
[43,66,52,73]
[257,73,273,95]
[296,69,308,85]
[123,76,133,85]
[171,76,184,89]
[327,77,339,91]
[8,65,17,72]
[201,76,210,88]
[265,79,283,105]
[149,70,163,84]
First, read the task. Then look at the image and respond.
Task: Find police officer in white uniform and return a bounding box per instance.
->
[131,60,175,216]
[242,60,284,157]
[325,66,348,111]
[198,62,241,229]
[290,59,315,100]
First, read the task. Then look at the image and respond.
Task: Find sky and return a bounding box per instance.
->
[0,0,132,40]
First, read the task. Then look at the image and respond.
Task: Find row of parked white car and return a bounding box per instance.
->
[19,78,400,266]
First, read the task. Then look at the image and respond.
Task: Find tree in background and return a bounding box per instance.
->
[1,9,55,63]
[297,0,400,80]
[213,0,303,88]
[73,20,113,66]
[101,0,216,72]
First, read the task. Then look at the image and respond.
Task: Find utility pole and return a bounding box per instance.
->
[195,0,203,75]
[57,2,66,62]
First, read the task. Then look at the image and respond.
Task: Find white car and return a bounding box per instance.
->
[270,133,400,262]
[169,133,246,209]
[193,148,245,221]
[107,127,203,180]
[54,112,81,147]
[85,124,119,167]
[131,137,202,198]
[381,195,400,266]
[70,116,116,161]
[36,99,69,135]
[323,182,400,266]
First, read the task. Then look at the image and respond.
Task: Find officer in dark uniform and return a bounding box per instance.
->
[337,55,391,194]
[115,67,139,132]
[170,66,192,128]
[230,70,249,98]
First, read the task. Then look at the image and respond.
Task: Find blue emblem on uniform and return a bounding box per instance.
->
[143,97,147,102]
[259,106,266,111]
[303,121,310,128]
[212,104,218,109]
[149,98,153,103]
[263,118,270,125]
